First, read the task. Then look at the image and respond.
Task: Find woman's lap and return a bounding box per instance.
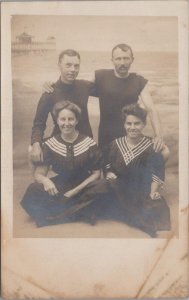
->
[20,178,170,232]
[20,178,112,226]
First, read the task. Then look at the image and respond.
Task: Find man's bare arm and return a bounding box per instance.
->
[140,84,164,152]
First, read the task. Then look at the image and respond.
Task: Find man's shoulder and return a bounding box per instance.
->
[39,78,60,100]
[39,91,53,103]
[52,78,90,89]
[130,72,147,81]
[52,78,62,89]
[95,69,114,82]
[75,79,94,88]
[75,79,93,86]
[50,78,91,93]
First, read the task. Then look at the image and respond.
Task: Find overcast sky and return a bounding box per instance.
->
[12,15,178,52]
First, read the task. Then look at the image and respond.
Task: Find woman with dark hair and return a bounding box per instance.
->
[21,100,102,227]
[103,104,171,237]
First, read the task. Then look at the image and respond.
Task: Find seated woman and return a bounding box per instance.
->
[103,104,171,237]
[21,100,102,227]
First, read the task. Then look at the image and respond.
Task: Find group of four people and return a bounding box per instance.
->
[21,44,171,237]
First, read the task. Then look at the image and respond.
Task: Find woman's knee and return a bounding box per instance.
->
[21,182,44,205]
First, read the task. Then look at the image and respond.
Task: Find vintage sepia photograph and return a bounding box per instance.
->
[2,1,188,299]
[12,15,177,238]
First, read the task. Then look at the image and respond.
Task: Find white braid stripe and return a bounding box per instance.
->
[74,138,96,152]
[74,137,95,149]
[46,137,67,152]
[152,174,164,185]
[74,137,96,156]
[132,140,152,158]
[132,137,151,154]
[74,144,96,157]
[51,137,67,150]
[116,136,152,166]
[45,141,67,157]
[116,137,134,165]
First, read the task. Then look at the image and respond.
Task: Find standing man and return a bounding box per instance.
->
[95,44,163,149]
[44,44,164,152]
[30,49,96,162]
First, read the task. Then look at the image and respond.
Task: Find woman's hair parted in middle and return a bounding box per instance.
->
[122,103,147,123]
[52,100,81,122]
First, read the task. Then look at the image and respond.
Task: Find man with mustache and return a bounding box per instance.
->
[95,44,162,148]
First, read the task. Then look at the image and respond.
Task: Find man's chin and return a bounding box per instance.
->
[67,78,75,82]
[118,71,128,77]
[65,75,77,82]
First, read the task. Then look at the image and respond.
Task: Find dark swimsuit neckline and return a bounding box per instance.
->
[56,133,82,146]
[112,70,132,81]
[55,77,75,89]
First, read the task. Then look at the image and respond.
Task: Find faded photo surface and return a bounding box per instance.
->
[13,15,177,238]
[2,1,189,299]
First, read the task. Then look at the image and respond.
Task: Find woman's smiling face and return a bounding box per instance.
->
[57,108,78,135]
[124,114,145,139]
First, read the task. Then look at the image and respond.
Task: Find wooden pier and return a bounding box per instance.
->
[12,32,56,54]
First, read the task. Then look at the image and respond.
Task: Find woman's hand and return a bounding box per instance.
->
[106,172,117,180]
[43,178,59,196]
[43,81,54,93]
[150,191,161,200]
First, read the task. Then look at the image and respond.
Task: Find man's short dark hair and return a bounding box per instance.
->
[112,44,134,58]
[58,49,80,63]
